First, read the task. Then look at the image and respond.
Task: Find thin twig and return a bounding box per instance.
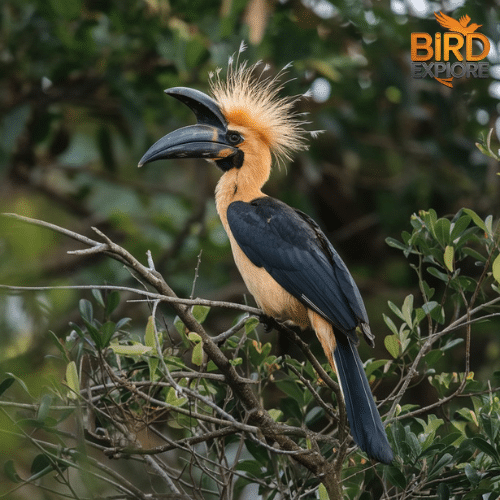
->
[0,283,262,315]
[190,250,203,300]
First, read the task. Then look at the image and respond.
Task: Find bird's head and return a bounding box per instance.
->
[138,86,244,171]
[139,57,310,175]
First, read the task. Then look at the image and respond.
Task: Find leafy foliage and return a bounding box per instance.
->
[0,208,499,499]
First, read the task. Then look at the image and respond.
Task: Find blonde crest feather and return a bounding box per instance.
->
[209,57,310,167]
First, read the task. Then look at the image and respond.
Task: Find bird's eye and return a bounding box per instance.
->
[226,131,243,145]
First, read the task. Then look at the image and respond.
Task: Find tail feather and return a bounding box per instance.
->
[333,337,394,464]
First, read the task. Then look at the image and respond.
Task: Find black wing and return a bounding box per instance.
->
[227,197,370,343]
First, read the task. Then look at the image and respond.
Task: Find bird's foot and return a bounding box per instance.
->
[260,314,278,333]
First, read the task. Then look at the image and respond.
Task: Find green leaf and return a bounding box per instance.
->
[192,339,203,366]
[109,344,152,356]
[166,387,187,407]
[268,409,283,422]
[116,317,132,330]
[30,454,52,475]
[83,319,102,349]
[387,301,405,321]
[424,349,443,366]
[462,247,487,263]
[427,266,449,282]
[422,280,435,300]
[4,460,21,483]
[5,372,32,397]
[192,305,210,324]
[48,330,69,362]
[463,209,487,232]
[492,254,500,284]
[69,322,85,339]
[475,141,491,157]
[37,394,53,423]
[245,317,260,334]
[79,299,93,323]
[188,332,203,366]
[385,237,407,251]
[420,442,445,458]
[433,218,451,247]
[65,361,80,399]
[148,357,159,382]
[174,316,190,347]
[276,379,304,402]
[236,460,264,477]
[144,316,160,379]
[472,436,500,461]
[443,245,454,272]
[105,291,120,317]
[405,426,422,458]
[464,463,481,485]
[485,215,494,236]
[480,412,499,443]
[450,214,471,241]
[206,361,218,372]
[100,321,116,347]
[384,335,400,358]
[441,338,463,352]
[0,377,15,397]
[456,407,478,424]
[318,483,330,500]
[422,300,444,324]
[422,415,444,434]
[305,406,324,426]
[365,359,390,378]
[145,316,156,350]
[402,294,414,328]
[91,289,105,308]
[454,276,477,292]
[429,453,453,479]
[188,332,201,343]
[384,466,407,489]
[246,440,270,463]
[174,316,185,336]
[414,307,426,325]
[437,482,450,500]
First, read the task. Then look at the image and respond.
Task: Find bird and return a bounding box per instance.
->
[434,11,482,36]
[138,52,394,464]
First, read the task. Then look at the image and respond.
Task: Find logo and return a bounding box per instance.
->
[411,11,490,88]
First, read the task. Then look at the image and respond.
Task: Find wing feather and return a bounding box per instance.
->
[227,197,369,342]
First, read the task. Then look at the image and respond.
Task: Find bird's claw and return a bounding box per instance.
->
[261,314,277,333]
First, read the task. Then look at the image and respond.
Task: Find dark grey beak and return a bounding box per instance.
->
[138,87,239,168]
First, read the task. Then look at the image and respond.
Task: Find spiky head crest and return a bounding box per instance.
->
[209,46,310,166]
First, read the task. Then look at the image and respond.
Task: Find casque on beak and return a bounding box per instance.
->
[138,87,240,169]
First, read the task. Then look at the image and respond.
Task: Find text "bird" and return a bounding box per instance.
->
[139,57,394,464]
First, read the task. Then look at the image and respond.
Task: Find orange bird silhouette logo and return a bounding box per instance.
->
[434,11,482,36]
[411,12,489,88]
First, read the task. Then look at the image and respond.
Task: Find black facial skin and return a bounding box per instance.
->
[216,148,244,171]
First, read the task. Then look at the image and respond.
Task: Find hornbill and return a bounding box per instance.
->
[139,59,394,464]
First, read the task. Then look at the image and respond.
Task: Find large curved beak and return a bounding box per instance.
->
[138,87,238,168]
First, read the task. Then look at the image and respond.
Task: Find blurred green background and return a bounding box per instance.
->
[1,0,499,494]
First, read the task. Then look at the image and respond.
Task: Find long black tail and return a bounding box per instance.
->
[333,336,394,464]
